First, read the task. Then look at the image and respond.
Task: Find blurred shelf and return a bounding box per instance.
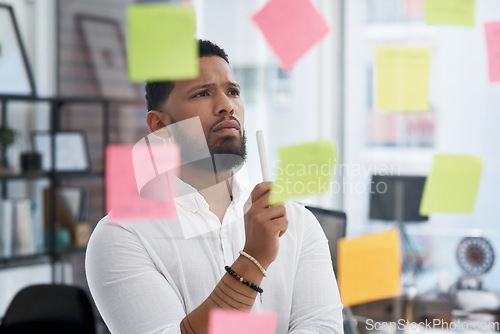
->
[53,171,104,178]
[0,172,50,180]
[0,253,51,269]
[54,246,87,256]
[0,95,109,104]
[0,171,104,180]
[363,23,439,40]
[0,94,109,285]
[0,247,89,270]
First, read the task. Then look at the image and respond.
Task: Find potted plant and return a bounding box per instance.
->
[0,126,16,170]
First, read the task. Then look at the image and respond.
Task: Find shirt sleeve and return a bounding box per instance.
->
[85,218,184,334]
[288,206,344,334]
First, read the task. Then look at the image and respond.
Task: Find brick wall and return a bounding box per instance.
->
[56,2,149,331]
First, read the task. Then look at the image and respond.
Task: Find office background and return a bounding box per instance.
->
[0,0,499,331]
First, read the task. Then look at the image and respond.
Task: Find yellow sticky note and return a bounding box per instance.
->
[127,4,198,82]
[420,154,482,215]
[424,0,475,27]
[338,229,402,307]
[376,47,430,112]
[269,140,336,205]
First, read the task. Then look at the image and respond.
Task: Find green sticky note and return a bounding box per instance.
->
[424,0,475,26]
[376,47,430,112]
[269,140,336,205]
[127,4,198,82]
[419,154,482,215]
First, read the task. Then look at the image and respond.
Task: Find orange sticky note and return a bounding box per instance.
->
[485,21,500,83]
[251,0,330,72]
[338,229,402,306]
[106,144,178,221]
[208,310,277,334]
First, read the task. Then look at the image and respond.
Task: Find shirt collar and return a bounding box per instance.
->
[171,168,250,211]
[169,168,251,239]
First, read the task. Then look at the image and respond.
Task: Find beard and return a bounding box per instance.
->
[208,129,247,172]
[166,114,247,173]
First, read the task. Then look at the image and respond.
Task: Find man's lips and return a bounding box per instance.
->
[212,120,240,133]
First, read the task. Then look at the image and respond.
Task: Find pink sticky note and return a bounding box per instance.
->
[252,0,330,72]
[106,144,178,221]
[208,310,277,334]
[132,137,180,202]
[485,21,500,83]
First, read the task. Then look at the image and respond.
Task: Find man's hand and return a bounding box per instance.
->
[243,182,288,269]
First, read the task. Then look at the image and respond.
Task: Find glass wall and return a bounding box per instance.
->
[344,0,500,291]
[193,0,343,209]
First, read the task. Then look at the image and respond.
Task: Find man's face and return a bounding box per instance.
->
[161,56,246,162]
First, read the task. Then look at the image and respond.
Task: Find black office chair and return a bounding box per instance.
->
[305,206,360,334]
[0,284,96,334]
[305,205,346,275]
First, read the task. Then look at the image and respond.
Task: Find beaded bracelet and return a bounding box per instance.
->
[225,265,263,302]
[239,250,267,277]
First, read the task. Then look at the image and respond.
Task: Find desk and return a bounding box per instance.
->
[350,290,500,334]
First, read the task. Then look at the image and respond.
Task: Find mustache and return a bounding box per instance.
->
[209,116,241,132]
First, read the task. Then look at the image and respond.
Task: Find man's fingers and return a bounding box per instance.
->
[266,204,286,220]
[273,216,288,237]
[250,182,272,203]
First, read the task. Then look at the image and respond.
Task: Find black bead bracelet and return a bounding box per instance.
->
[224,265,264,295]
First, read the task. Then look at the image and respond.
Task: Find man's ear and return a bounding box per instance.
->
[146,110,168,133]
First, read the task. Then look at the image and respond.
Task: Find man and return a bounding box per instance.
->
[86,39,343,334]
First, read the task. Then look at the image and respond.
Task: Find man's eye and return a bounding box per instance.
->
[194,91,208,97]
[229,90,240,96]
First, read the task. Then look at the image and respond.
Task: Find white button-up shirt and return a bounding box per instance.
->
[86,175,343,333]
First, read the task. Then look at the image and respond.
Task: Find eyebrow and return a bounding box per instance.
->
[186,81,240,95]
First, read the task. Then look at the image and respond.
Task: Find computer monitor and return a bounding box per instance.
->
[369,174,428,223]
[305,206,346,274]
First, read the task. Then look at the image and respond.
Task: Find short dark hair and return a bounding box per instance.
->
[145,39,229,111]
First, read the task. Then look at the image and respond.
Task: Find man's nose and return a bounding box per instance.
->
[214,92,235,115]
